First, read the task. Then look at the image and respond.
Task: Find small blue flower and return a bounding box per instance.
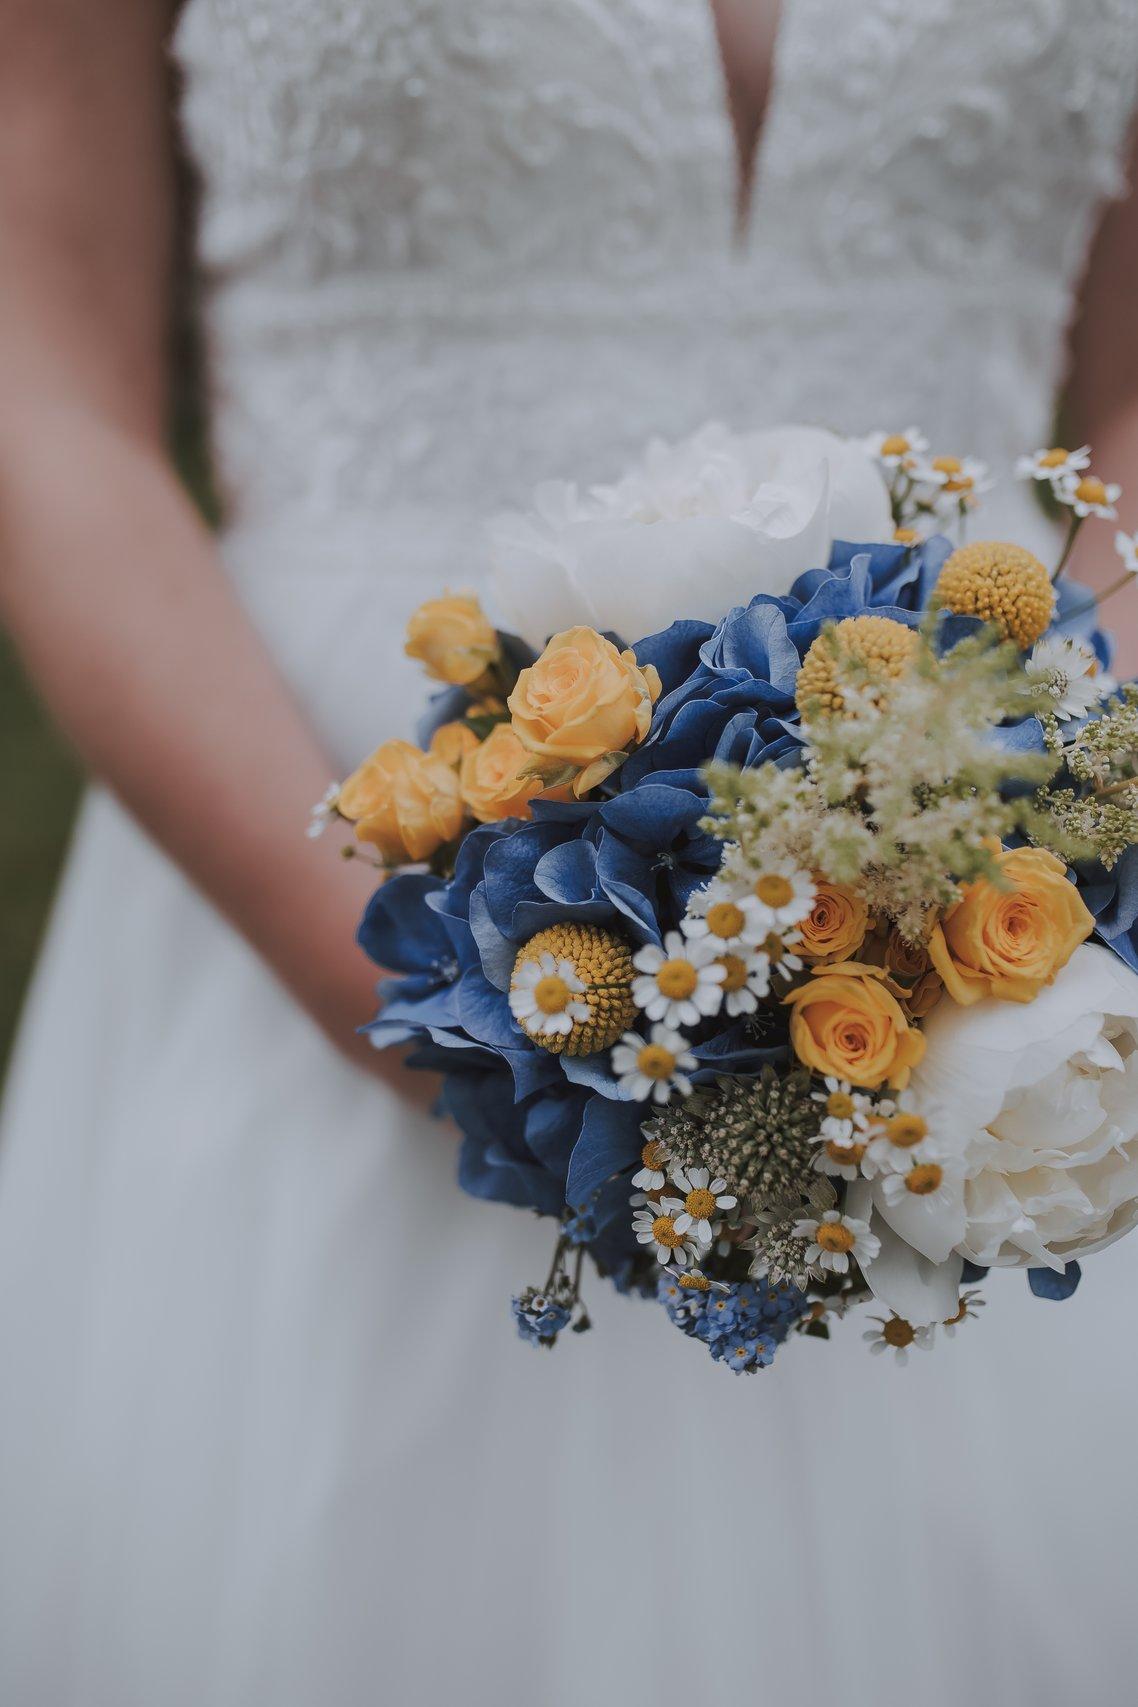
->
[562,1204,600,1246]
[512,1288,573,1347]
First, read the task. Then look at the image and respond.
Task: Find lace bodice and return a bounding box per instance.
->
[173,0,1138,542]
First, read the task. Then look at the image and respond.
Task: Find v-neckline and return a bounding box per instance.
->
[705,0,786,241]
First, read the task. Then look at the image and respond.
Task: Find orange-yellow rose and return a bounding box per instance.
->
[928,846,1093,1006]
[507,626,661,797]
[797,880,869,963]
[460,724,550,823]
[429,720,481,768]
[337,739,464,864]
[404,592,499,686]
[785,961,926,1090]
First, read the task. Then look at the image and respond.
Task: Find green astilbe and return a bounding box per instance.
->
[706,621,1075,942]
[1035,684,1138,870]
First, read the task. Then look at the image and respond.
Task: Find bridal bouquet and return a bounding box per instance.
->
[316,424,1138,1372]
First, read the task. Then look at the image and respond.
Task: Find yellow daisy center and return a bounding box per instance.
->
[679,1272,711,1292]
[684,1188,718,1221]
[826,1090,856,1120]
[763,932,788,962]
[718,953,748,993]
[893,526,921,546]
[755,872,795,908]
[656,959,698,999]
[825,1139,866,1165]
[880,434,911,458]
[882,1317,916,1348]
[936,540,1055,650]
[651,1214,683,1249]
[637,1043,677,1080]
[705,901,746,940]
[533,974,573,1015]
[885,1112,928,1148]
[640,1138,666,1169]
[815,1222,856,1255]
[1075,475,1108,507]
[905,1162,944,1196]
[931,455,962,475]
[1039,447,1069,468]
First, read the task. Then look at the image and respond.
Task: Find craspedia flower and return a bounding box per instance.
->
[794,615,922,718]
[509,923,636,1056]
[935,541,1055,649]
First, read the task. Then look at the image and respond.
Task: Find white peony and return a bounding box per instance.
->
[850,944,1138,1324]
[488,423,893,648]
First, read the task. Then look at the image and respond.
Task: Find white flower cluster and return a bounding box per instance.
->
[631,1163,738,1270]
[1016,442,1124,521]
[863,427,993,533]
[610,859,816,1105]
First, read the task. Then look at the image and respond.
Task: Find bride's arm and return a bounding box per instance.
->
[1068,123,1138,673]
[0,1,397,1076]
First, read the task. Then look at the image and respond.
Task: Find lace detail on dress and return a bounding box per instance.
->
[171,0,1138,535]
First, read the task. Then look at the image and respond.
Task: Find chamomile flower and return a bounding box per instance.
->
[611,1024,697,1105]
[792,1209,880,1276]
[864,1099,943,1175]
[915,454,993,509]
[1057,472,1122,519]
[509,952,590,1039]
[669,1166,737,1244]
[1015,445,1091,484]
[864,427,929,469]
[1115,529,1138,576]
[631,932,726,1027]
[1025,635,1107,722]
[811,1134,870,1182]
[630,1137,668,1191]
[863,1315,934,1366]
[713,947,772,1016]
[879,1157,960,1214]
[810,1077,875,1143]
[631,1198,702,1267]
[682,877,763,952]
[306,781,341,838]
[941,1288,986,1337]
[741,863,816,935]
[763,932,804,985]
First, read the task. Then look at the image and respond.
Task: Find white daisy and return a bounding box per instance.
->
[1015,445,1091,484]
[631,932,726,1028]
[763,933,804,984]
[1057,471,1122,520]
[864,427,929,469]
[864,1099,945,1176]
[611,1024,697,1105]
[630,1137,668,1192]
[792,1209,880,1276]
[631,1198,702,1267]
[306,781,342,838]
[811,1134,871,1182]
[879,1156,960,1214]
[940,1288,986,1338]
[911,454,993,509]
[508,952,590,1039]
[810,1076,875,1144]
[740,863,816,935]
[1115,530,1138,576]
[713,947,772,1016]
[863,1315,935,1366]
[681,877,764,952]
[669,1166,737,1244]
[1025,635,1107,722]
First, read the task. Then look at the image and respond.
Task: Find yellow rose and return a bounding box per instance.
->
[460,724,551,823]
[784,961,926,1090]
[429,720,481,768]
[337,739,464,864]
[797,880,869,963]
[507,626,662,797]
[404,592,499,686]
[927,846,1093,1006]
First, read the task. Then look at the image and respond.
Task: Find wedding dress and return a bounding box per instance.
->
[2,4,1138,1704]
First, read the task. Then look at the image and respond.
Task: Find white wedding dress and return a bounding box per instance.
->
[2,4,1138,1704]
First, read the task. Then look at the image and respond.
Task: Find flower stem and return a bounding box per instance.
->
[1058,571,1133,628]
[1051,514,1084,584]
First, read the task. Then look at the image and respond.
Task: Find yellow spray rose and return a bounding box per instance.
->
[796,880,870,963]
[337,739,464,864]
[429,720,481,768]
[785,961,926,1090]
[460,724,555,823]
[507,626,662,797]
[404,592,499,686]
[927,846,1093,1006]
